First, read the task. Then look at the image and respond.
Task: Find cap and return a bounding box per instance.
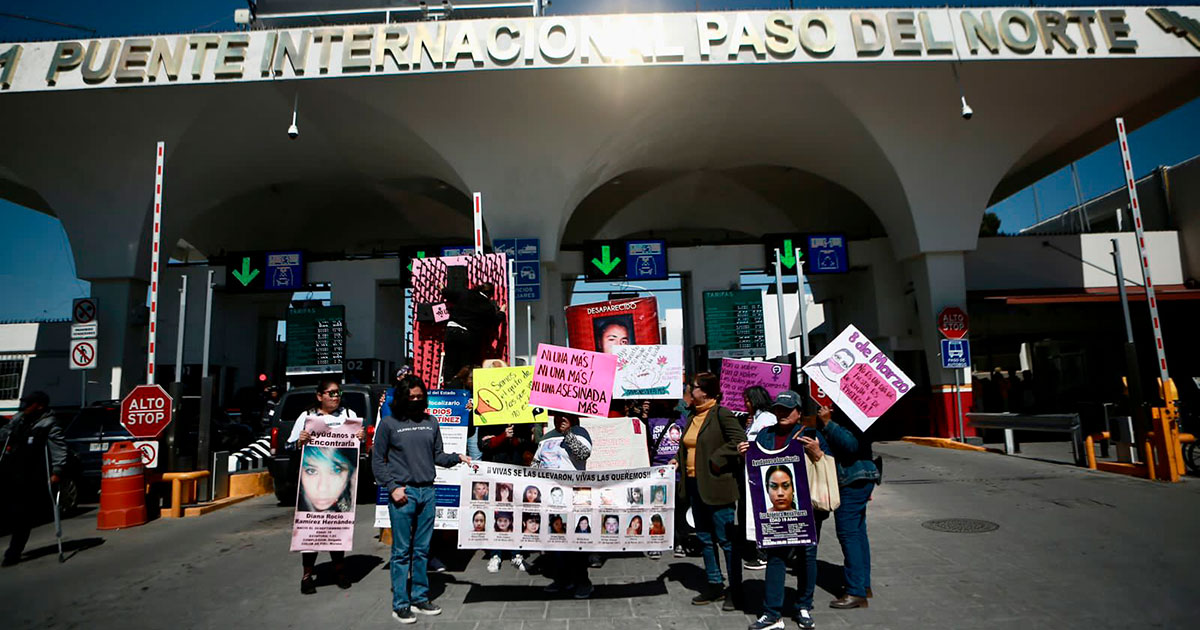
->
[395,366,412,380]
[19,390,50,406]
[770,390,801,410]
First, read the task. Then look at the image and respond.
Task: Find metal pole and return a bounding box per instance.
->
[198,270,215,497]
[1112,239,1135,345]
[792,248,810,360]
[772,248,789,361]
[167,273,187,472]
[147,142,166,385]
[174,274,188,383]
[201,270,214,378]
[44,446,64,563]
[1032,185,1042,224]
[80,370,86,408]
[1112,238,1145,408]
[507,259,516,363]
[954,368,965,442]
[1070,162,1090,232]
[526,303,532,358]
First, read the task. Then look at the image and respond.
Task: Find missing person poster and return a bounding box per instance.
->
[457,462,675,552]
[802,325,914,431]
[529,344,617,417]
[745,440,817,548]
[291,416,363,552]
[564,297,661,354]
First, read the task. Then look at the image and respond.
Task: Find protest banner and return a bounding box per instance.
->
[430,389,470,529]
[473,366,547,425]
[720,358,791,412]
[457,461,675,552]
[647,416,687,466]
[580,416,651,470]
[374,485,390,528]
[613,345,684,399]
[411,253,510,387]
[745,440,817,548]
[802,324,914,431]
[529,344,617,417]
[291,416,363,552]
[565,297,660,354]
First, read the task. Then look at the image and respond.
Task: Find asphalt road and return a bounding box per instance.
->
[1,442,1197,629]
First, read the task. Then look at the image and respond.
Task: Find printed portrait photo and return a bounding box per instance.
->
[593,315,636,354]
[471,481,490,501]
[627,487,644,505]
[601,514,620,535]
[495,482,514,503]
[573,487,593,506]
[523,485,542,503]
[494,510,514,533]
[548,514,567,535]
[298,446,357,513]
[472,510,488,532]
[764,464,798,513]
[522,512,541,534]
[575,515,593,534]
[650,484,668,506]
[649,514,666,536]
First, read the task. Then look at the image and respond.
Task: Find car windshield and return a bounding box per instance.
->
[65,407,124,438]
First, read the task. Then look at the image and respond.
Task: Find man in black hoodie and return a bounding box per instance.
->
[373,375,470,624]
[442,282,505,385]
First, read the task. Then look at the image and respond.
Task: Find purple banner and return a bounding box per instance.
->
[720,358,790,412]
[647,417,686,466]
[746,439,817,548]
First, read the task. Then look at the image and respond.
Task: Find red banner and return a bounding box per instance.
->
[565,298,660,354]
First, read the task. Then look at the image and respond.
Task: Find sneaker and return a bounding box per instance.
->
[392,608,417,624]
[673,544,687,558]
[743,557,767,571]
[646,551,662,560]
[587,553,603,568]
[429,557,447,573]
[511,554,527,572]
[794,609,816,629]
[748,615,783,630]
[691,583,726,605]
[544,581,574,594]
[486,555,501,573]
[300,575,316,595]
[412,601,442,616]
[573,583,595,599]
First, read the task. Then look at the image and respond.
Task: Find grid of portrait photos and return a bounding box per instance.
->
[457,462,675,552]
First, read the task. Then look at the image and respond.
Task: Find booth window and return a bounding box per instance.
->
[0,359,23,399]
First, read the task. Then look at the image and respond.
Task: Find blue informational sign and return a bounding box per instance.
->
[265,251,304,290]
[428,389,471,427]
[626,239,668,280]
[441,245,476,257]
[806,234,849,274]
[941,338,971,369]
[495,237,541,301]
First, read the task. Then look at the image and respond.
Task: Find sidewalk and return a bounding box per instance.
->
[1,442,1197,629]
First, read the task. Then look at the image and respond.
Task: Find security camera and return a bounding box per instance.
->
[287,123,299,139]
[960,96,973,120]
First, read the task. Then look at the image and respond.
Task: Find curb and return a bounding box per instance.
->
[901,436,995,452]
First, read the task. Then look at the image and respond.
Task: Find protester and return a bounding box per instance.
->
[534,412,595,599]
[817,404,879,609]
[379,364,414,418]
[442,282,505,385]
[372,375,470,624]
[0,391,67,567]
[288,378,362,593]
[737,390,831,630]
[478,421,536,573]
[672,380,695,558]
[671,372,747,610]
[740,385,776,571]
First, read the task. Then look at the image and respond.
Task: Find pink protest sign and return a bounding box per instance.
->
[530,343,617,416]
[720,359,791,412]
[801,325,913,431]
[290,416,362,552]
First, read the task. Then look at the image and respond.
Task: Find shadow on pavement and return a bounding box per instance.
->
[22,537,106,563]
[462,578,668,603]
[815,559,846,597]
[656,561,709,594]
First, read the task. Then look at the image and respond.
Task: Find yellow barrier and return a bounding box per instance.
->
[161,471,210,519]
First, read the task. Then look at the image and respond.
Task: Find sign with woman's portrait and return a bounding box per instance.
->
[290,416,363,552]
[745,440,817,548]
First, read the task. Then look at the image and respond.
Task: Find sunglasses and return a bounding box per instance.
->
[322,390,341,397]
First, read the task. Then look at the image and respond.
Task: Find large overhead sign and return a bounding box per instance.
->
[703,290,766,359]
[225,251,305,292]
[762,233,849,275]
[1,9,1194,92]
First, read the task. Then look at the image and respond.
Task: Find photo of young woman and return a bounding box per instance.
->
[649,514,666,536]
[549,514,567,535]
[764,464,798,513]
[522,513,541,534]
[627,487,644,505]
[297,446,357,513]
[472,482,490,501]
[649,484,667,506]
[472,510,487,532]
[601,514,620,535]
[625,515,643,536]
[494,511,513,532]
[523,485,542,503]
[495,483,514,503]
[575,515,592,534]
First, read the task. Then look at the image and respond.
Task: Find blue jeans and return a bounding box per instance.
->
[834,481,875,597]
[762,513,827,619]
[686,477,741,588]
[388,485,435,611]
[466,431,483,461]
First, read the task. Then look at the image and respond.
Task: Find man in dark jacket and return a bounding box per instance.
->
[0,390,67,566]
[442,282,505,384]
[372,375,470,624]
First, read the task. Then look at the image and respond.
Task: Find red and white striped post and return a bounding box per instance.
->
[147,142,165,385]
[1115,118,1170,385]
[473,192,484,255]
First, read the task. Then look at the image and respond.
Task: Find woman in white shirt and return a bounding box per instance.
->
[288,378,364,594]
[743,386,776,441]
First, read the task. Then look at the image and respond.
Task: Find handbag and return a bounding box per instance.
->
[805,453,841,512]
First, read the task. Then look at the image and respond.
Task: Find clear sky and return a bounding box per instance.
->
[1,1,1197,321]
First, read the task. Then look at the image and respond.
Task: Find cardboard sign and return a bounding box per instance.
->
[746,440,817,548]
[802,325,914,431]
[473,366,546,425]
[529,344,618,417]
[719,359,790,412]
[291,416,362,551]
[564,297,661,354]
[613,345,684,399]
[579,417,651,471]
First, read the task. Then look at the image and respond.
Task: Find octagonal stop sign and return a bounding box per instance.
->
[937,306,969,340]
[121,384,173,439]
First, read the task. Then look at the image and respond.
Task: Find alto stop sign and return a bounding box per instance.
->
[808,380,833,407]
[937,306,969,340]
[121,384,174,439]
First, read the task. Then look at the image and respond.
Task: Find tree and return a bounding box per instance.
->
[979,211,1001,236]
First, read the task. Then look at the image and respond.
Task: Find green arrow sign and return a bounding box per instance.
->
[591,245,621,275]
[779,239,797,269]
[407,250,426,273]
[232,256,260,286]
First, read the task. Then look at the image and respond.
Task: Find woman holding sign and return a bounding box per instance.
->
[671,372,747,611]
[737,391,830,630]
[818,405,880,610]
[287,378,362,595]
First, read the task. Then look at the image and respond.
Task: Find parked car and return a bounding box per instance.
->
[266,383,389,505]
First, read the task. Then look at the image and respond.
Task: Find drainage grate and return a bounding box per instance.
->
[921,518,999,534]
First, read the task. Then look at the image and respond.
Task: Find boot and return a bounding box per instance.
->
[334,562,351,589]
[301,570,316,595]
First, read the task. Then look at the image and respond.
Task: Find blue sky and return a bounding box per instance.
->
[2,1,1198,321]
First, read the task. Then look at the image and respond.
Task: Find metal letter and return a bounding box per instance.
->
[960,10,1000,54]
[798,13,836,56]
[887,11,923,55]
[654,15,684,60]
[1066,11,1099,53]
[578,17,610,63]
[0,44,20,88]
[538,19,577,62]
[412,22,446,69]
[45,41,84,85]
[445,23,483,67]
[487,22,520,64]
[999,10,1038,54]
[259,32,276,76]
[311,28,341,73]
[697,15,728,58]
[213,34,248,78]
[851,12,885,56]
[114,38,152,83]
[274,30,311,75]
[764,12,797,57]
[81,40,119,84]
[1098,10,1138,53]
[342,27,374,72]
[374,25,409,70]
[1146,7,1200,51]
[189,35,220,79]
[730,13,766,59]
[148,37,187,81]
[919,11,954,54]
[1035,11,1078,54]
